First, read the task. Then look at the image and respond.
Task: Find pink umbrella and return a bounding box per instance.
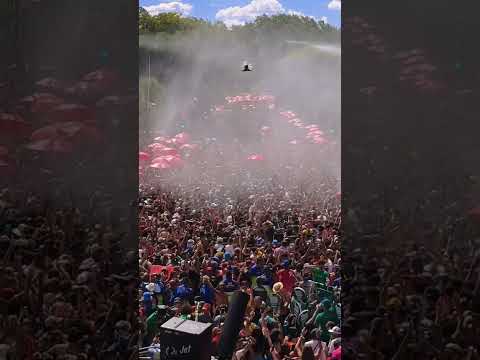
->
[307,130,324,137]
[179,143,198,151]
[174,132,190,144]
[260,126,272,135]
[148,143,165,149]
[162,155,184,167]
[150,160,171,169]
[165,138,180,146]
[156,147,179,156]
[247,154,265,161]
[139,152,150,161]
[311,137,327,145]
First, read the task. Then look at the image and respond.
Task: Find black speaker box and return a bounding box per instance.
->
[159,317,213,360]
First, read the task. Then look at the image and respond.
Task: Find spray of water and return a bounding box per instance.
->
[139,27,340,194]
[285,40,341,57]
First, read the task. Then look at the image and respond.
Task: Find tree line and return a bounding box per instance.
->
[139,7,340,43]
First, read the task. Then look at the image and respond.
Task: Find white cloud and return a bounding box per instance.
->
[216,0,317,27]
[216,0,284,27]
[327,0,341,10]
[144,1,193,16]
[287,9,304,16]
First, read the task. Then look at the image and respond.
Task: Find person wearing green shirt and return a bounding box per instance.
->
[145,305,168,346]
[311,266,329,285]
[314,299,339,342]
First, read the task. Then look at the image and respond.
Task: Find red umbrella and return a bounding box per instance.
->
[139,152,150,161]
[247,154,265,161]
[24,138,73,153]
[156,147,179,156]
[50,104,95,123]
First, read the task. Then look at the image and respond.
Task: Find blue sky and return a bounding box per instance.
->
[140,0,341,28]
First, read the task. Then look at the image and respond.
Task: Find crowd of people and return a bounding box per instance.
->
[138,167,342,360]
[341,201,480,360]
[0,186,138,360]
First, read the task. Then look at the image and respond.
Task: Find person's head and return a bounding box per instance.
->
[329,326,341,339]
[180,303,192,315]
[254,296,263,308]
[270,328,283,345]
[301,345,315,360]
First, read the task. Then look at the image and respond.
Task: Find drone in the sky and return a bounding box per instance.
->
[242,61,253,72]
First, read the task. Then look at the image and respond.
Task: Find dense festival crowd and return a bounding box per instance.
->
[138,167,342,360]
[0,186,138,360]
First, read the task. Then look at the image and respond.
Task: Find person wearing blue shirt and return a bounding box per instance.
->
[143,290,153,316]
[199,275,216,304]
[223,270,239,292]
[249,258,265,278]
[174,279,193,301]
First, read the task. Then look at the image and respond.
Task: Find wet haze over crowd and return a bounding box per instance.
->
[139,28,340,193]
